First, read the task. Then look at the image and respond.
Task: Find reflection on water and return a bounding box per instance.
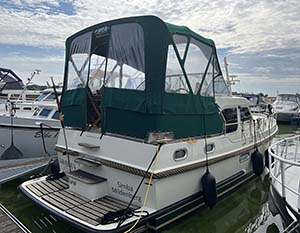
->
[277,123,300,137]
[0,123,299,233]
[163,178,283,233]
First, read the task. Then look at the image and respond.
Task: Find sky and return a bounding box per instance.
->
[0,0,299,96]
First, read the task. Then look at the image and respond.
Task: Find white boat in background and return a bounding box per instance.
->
[240,93,269,114]
[20,16,278,233]
[0,88,61,160]
[268,135,300,232]
[273,94,300,123]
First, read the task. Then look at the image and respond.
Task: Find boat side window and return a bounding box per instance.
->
[88,55,106,94]
[165,43,189,94]
[33,107,40,116]
[52,111,60,120]
[38,108,52,117]
[165,35,229,96]
[67,32,92,90]
[184,38,213,95]
[222,108,238,133]
[103,23,145,91]
[240,107,252,121]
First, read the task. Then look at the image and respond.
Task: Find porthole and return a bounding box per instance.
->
[205,143,215,153]
[174,148,188,161]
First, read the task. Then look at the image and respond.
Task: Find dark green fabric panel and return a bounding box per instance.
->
[104,108,156,139]
[102,88,146,112]
[165,22,215,47]
[156,114,223,138]
[141,17,169,114]
[163,93,219,115]
[104,108,223,139]
[61,88,87,129]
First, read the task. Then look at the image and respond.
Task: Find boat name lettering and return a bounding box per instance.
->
[34,131,59,138]
[58,158,77,170]
[111,182,142,203]
[117,181,133,192]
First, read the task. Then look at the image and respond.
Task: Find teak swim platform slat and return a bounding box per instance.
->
[24,177,138,226]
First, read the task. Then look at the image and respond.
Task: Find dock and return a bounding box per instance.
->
[0,158,53,185]
[0,204,31,233]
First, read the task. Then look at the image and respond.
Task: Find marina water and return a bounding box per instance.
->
[0,124,299,233]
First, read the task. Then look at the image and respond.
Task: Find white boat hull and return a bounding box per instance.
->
[0,115,59,160]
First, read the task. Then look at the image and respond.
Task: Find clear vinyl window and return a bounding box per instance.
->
[104,23,145,91]
[184,38,213,95]
[66,32,92,90]
[165,44,189,94]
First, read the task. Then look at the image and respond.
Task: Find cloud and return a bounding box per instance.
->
[0,0,300,95]
[0,54,64,85]
[0,0,299,53]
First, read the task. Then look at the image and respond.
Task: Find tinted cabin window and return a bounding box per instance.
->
[52,111,60,120]
[39,108,52,117]
[222,108,238,133]
[240,107,251,121]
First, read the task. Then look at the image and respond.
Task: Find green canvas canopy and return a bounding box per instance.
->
[61,15,229,140]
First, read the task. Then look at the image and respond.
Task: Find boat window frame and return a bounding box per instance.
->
[100,23,146,92]
[51,110,60,120]
[221,107,238,134]
[239,106,252,122]
[38,108,52,118]
[166,32,225,97]
[204,143,215,154]
[173,148,188,161]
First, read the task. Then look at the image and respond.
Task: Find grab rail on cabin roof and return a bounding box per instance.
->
[269,135,300,200]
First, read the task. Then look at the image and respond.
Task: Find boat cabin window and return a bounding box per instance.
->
[103,23,145,91]
[165,35,229,96]
[33,108,40,116]
[222,108,238,133]
[240,107,252,121]
[165,43,189,94]
[173,35,188,59]
[184,38,213,95]
[66,23,145,93]
[38,108,52,117]
[52,111,60,120]
[67,32,92,90]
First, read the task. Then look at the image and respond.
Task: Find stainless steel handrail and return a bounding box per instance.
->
[269,135,300,199]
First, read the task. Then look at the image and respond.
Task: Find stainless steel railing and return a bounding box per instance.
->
[269,135,300,199]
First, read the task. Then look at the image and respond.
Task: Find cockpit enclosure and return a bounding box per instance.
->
[61,16,229,140]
